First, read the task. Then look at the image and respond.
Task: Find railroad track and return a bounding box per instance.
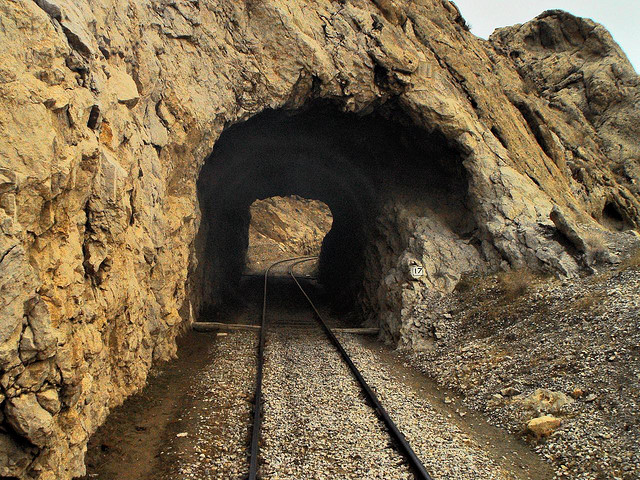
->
[247,257,434,480]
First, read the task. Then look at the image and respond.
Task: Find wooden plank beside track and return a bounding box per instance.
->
[333,327,379,335]
[193,322,260,332]
[192,322,379,335]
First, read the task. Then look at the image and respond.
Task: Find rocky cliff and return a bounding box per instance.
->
[490,10,640,231]
[0,1,638,477]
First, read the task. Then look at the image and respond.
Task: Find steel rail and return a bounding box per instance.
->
[247,256,317,480]
[288,257,435,480]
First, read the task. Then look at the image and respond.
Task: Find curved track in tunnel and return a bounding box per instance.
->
[248,257,434,480]
[248,256,317,479]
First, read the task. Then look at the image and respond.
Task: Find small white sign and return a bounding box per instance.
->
[410,265,424,279]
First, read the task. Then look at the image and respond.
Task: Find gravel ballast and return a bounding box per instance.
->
[80,330,257,480]
[336,333,552,480]
[154,331,257,480]
[260,327,414,479]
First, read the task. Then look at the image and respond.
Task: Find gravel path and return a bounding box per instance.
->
[260,327,413,479]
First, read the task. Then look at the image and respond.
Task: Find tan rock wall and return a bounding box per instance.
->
[0,0,637,477]
[490,10,640,229]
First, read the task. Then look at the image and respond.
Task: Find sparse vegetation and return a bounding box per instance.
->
[583,230,610,264]
[497,269,536,301]
[453,272,480,293]
[571,291,607,313]
[584,230,607,251]
[457,17,471,31]
[620,247,640,270]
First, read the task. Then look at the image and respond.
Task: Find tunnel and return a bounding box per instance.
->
[244,196,333,273]
[190,101,474,326]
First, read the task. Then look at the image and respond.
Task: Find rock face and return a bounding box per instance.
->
[245,196,332,273]
[491,11,640,225]
[0,1,638,477]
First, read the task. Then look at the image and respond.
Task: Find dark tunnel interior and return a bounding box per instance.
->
[191,102,470,316]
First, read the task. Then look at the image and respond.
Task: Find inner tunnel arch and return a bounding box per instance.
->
[245,196,333,273]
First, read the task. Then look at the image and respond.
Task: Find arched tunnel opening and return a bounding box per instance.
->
[244,196,333,275]
[191,102,474,329]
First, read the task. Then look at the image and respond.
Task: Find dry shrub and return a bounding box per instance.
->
[457,16,471,31]
[571,296,595,312]
[583,231,608,258]
[454,273,480,294]
[497,269,535,301]
[620,248,640,270]
[571,291,606,313]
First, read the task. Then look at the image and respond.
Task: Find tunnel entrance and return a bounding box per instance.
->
[191,102,474,333]
[245,196,332,275]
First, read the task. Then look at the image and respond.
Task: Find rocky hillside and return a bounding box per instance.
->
[490,10,640,193]
[406,241,640,479]
[245,196,332,273]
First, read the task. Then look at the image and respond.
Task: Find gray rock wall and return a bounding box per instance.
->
[490,10,640,230]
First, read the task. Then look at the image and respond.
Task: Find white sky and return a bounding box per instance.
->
[452,0,639,71]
